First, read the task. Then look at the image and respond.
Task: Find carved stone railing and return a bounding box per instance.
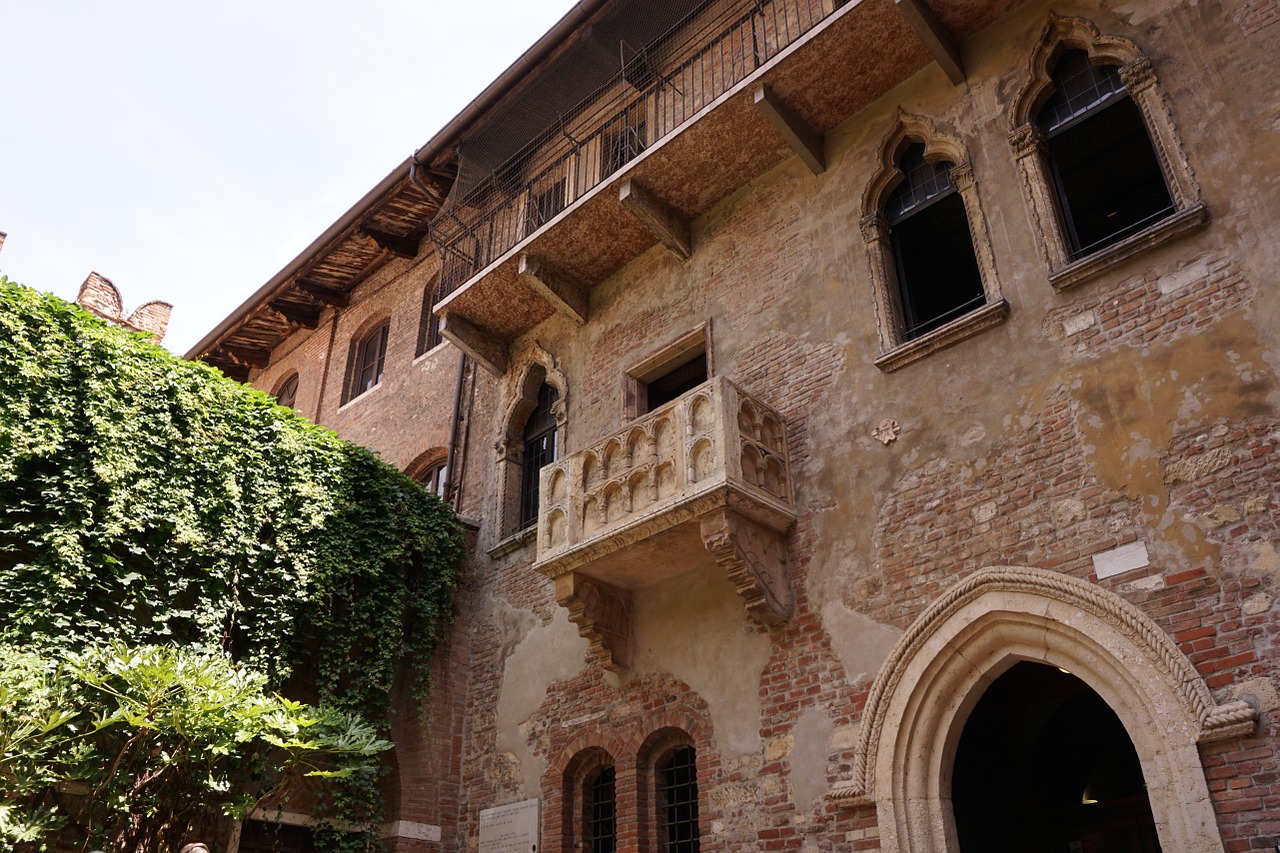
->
[534,377,796,670]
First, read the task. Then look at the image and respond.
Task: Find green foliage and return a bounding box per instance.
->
[0,279,464,849]
[0,643,390,853]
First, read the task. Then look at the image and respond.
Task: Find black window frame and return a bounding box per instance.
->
[583,764,617,853]
[656,745,699,853]
[885,143,986,341]
[1038,50,1175,261]
[519,382,559,530]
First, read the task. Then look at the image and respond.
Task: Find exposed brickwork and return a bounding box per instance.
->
[1044,253,1251,357]
[1234,0,1280,34]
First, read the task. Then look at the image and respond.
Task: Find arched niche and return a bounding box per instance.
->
[830,566,1255,853]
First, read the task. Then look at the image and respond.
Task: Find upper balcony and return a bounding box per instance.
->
[431,0,986,375]
[533,376,796,670]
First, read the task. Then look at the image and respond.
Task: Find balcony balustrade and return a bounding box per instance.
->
[533,376,796,670]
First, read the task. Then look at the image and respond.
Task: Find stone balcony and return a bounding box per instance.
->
[533,376,796,670]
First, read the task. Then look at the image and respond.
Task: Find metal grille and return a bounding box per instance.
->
[584,766,617,853]
[429,0,840,297]
[519,383,559,529]
[658,746,699,853]
[1039,50,1126,136]
[885,143,955,224]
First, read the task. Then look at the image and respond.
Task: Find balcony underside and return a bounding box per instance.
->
[436,0,1012,373]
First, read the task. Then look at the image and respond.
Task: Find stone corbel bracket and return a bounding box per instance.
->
[700,505,793,628]
[555,573,634,671]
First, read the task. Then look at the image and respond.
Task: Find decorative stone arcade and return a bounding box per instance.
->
[534,377,796,670]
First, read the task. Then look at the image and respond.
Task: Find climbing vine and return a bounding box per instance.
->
[0,279,464,850]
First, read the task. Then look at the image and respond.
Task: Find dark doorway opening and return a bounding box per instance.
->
[952,661,1163,853]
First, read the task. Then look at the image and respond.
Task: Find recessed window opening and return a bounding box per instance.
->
[417,461,448,498]
[657,746,699,853]
[601,106,647,180]
[519,382,559,530]
[951,661,1162,853]
[274,373,299,409]
[417,277,443,356]
[887,144,985,340]
[1040,51,1174,260]
[352,322,389,399]
[646,351,707,411]
[583,765,617,853]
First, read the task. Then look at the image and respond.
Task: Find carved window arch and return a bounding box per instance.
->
[496,346,569,540]
[1008,15,1207,290]
[829,566,1255,853]
[273,372,299,409]
[345,317,391,403]
[861,112,1008,372]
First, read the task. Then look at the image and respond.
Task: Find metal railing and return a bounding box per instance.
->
[430,0,839,297]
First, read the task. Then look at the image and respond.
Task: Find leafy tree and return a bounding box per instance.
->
[0,279,463,850]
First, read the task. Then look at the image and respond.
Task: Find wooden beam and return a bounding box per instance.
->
[895,0,965,85]
[517,254,589,325]
[221,345,271,369]
[295,279,349,308]
[753,85,825,175]
[618,179,691,260]
[359,225,419,259]
[268,299,321,330]
[439,313,509,376]
[210,358,251,383]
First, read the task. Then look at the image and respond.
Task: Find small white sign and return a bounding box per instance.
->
[1092,541,1150,580]
[479,799,540,853]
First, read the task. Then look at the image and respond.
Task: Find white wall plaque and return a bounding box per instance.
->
[479,798,540,853]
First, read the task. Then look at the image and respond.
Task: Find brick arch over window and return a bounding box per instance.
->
[859,111,1007,372]
[552,744,621,853]
[1007,15,1206,289]
[495,344,569,538]
[636,726,705,853]
[405,446,449,499]
[829,566,1256,853]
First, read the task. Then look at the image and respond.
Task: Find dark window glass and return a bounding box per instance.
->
[1040,51,1174,259]
[275,374,299,409]
[354,323,389,398]
[519,382,559,530]
[658,746,699,853]
[417,279,442,356]
[886,144,985,340]
[601,108,646,180]
[584,766,617,853]
[646,353,708,412]
[237,821,315,853]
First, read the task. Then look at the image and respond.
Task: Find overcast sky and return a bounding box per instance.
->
[1,1,576,355]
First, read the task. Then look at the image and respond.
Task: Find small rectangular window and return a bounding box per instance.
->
[623,325,710,420]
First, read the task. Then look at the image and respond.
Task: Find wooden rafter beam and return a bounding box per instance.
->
[753,85,825,175]
[618,179,691,260]
[518,254,589,326]
[295,279,349,308]
[221,345,271,370]
[895,0,965,85]
[439,313,509,376]
[359,225,419,259]
[268,299,321,330]
[211,359,251,383]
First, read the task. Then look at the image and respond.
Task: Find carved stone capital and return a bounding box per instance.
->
[699,507,793,627]
[1119,56,1156,93]
[859,213,889,244]
[1008,124,1045,159]
[556,573,634,671]
[949,161,975,191]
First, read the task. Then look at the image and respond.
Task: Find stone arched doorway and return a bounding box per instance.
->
[830,567,1255,853]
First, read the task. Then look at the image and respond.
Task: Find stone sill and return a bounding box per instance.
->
[335,381,384,413]
[874,299,1010,373]
[1048,204,1209,292]
[487,525,535,559]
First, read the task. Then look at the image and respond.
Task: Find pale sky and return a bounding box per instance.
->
[1,1,576,355]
